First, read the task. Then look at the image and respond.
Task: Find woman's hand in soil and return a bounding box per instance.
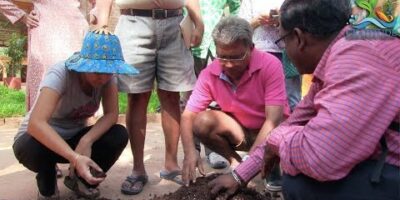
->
[209,174,239,198]
[74,154,105,185]
[182,150,205,186]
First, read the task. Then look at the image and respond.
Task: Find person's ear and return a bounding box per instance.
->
[293,27,306,51]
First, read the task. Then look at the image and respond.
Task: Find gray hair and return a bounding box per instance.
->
[212,16,253,47]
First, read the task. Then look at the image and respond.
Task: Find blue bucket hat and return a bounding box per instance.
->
[65,29,139,75]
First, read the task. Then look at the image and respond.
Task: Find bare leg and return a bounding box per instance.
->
[126,92,151,175]
[193,110,245,167]
[179,91,192,112]
[157,89,181,172]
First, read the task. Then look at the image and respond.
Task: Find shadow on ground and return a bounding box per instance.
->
[0,122,265,200]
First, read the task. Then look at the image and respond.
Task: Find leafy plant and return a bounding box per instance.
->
[383,0,397,16]
[0,88,161,118]
[5,33,26,77]
[0,21,12,28]
[0,84,25,117]
[118,90,160,114]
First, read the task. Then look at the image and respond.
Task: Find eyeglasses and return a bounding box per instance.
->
[274,31,292,49]
[216,50,249,63]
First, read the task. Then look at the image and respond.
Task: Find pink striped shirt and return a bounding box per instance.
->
[0,1,26,24]
[235,27,400,182]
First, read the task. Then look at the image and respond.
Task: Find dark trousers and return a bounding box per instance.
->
[282,160,400,200]
[13,124,128,196]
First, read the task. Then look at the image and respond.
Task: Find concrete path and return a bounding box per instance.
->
[0,119,265,200]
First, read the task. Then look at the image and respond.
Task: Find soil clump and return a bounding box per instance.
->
[151,174,269,200]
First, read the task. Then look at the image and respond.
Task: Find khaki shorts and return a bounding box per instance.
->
[115,15,196,93]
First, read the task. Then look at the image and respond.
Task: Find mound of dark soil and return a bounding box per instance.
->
[66,197,114,200]
[151,174,269,200]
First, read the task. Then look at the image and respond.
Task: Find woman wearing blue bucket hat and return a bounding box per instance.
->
[12,29,138,200]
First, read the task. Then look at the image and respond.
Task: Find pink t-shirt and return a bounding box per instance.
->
[186,48,289,129]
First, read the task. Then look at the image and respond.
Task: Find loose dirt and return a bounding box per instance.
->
[150,174,270,200]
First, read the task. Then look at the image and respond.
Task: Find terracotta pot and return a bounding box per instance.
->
[4,77,21,90]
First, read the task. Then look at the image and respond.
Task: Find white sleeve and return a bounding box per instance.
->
[238,0,253,22]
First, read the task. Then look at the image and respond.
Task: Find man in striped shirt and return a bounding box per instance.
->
[209,0,400,199]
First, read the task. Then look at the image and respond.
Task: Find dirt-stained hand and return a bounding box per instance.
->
[261,144,279,179]
[74,155,105,185]
[182,150,205,186]
[209,173,240,199]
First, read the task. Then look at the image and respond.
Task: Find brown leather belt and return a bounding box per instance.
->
[120,8,183,19]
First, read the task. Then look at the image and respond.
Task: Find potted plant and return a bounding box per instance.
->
[4,33,26,90]
[0,47,7,82]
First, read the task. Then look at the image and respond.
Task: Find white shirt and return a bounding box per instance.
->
[239,0,284,53]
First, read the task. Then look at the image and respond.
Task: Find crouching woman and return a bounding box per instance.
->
[12,29,138,199]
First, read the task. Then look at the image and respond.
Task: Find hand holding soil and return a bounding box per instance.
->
[151,174,269,200]
[90,167,107,178]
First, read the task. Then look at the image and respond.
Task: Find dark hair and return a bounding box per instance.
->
[280,0,351,38]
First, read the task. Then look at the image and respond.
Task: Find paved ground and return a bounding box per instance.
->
[0,117,265,200]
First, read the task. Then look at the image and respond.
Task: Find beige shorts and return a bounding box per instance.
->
[115,14,196,93]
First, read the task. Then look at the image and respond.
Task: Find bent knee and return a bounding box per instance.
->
[102,124,129,148]
[192,111,217,138]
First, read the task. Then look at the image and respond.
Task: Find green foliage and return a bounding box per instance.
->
[118,92,127,114]
[0,47,7,56]
[5,33,26,77]
[383,0,396,16]
[0,84,25,117]
[118,90,160,114]
[0,21,12,29]
[0,87,160,118]
[147,90,160,113]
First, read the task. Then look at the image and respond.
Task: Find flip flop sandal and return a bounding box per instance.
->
[64,175,100,199]
[121,174,148,195]
[159,170,184,185]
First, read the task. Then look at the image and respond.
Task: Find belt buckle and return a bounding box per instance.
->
[152,9,167,19]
